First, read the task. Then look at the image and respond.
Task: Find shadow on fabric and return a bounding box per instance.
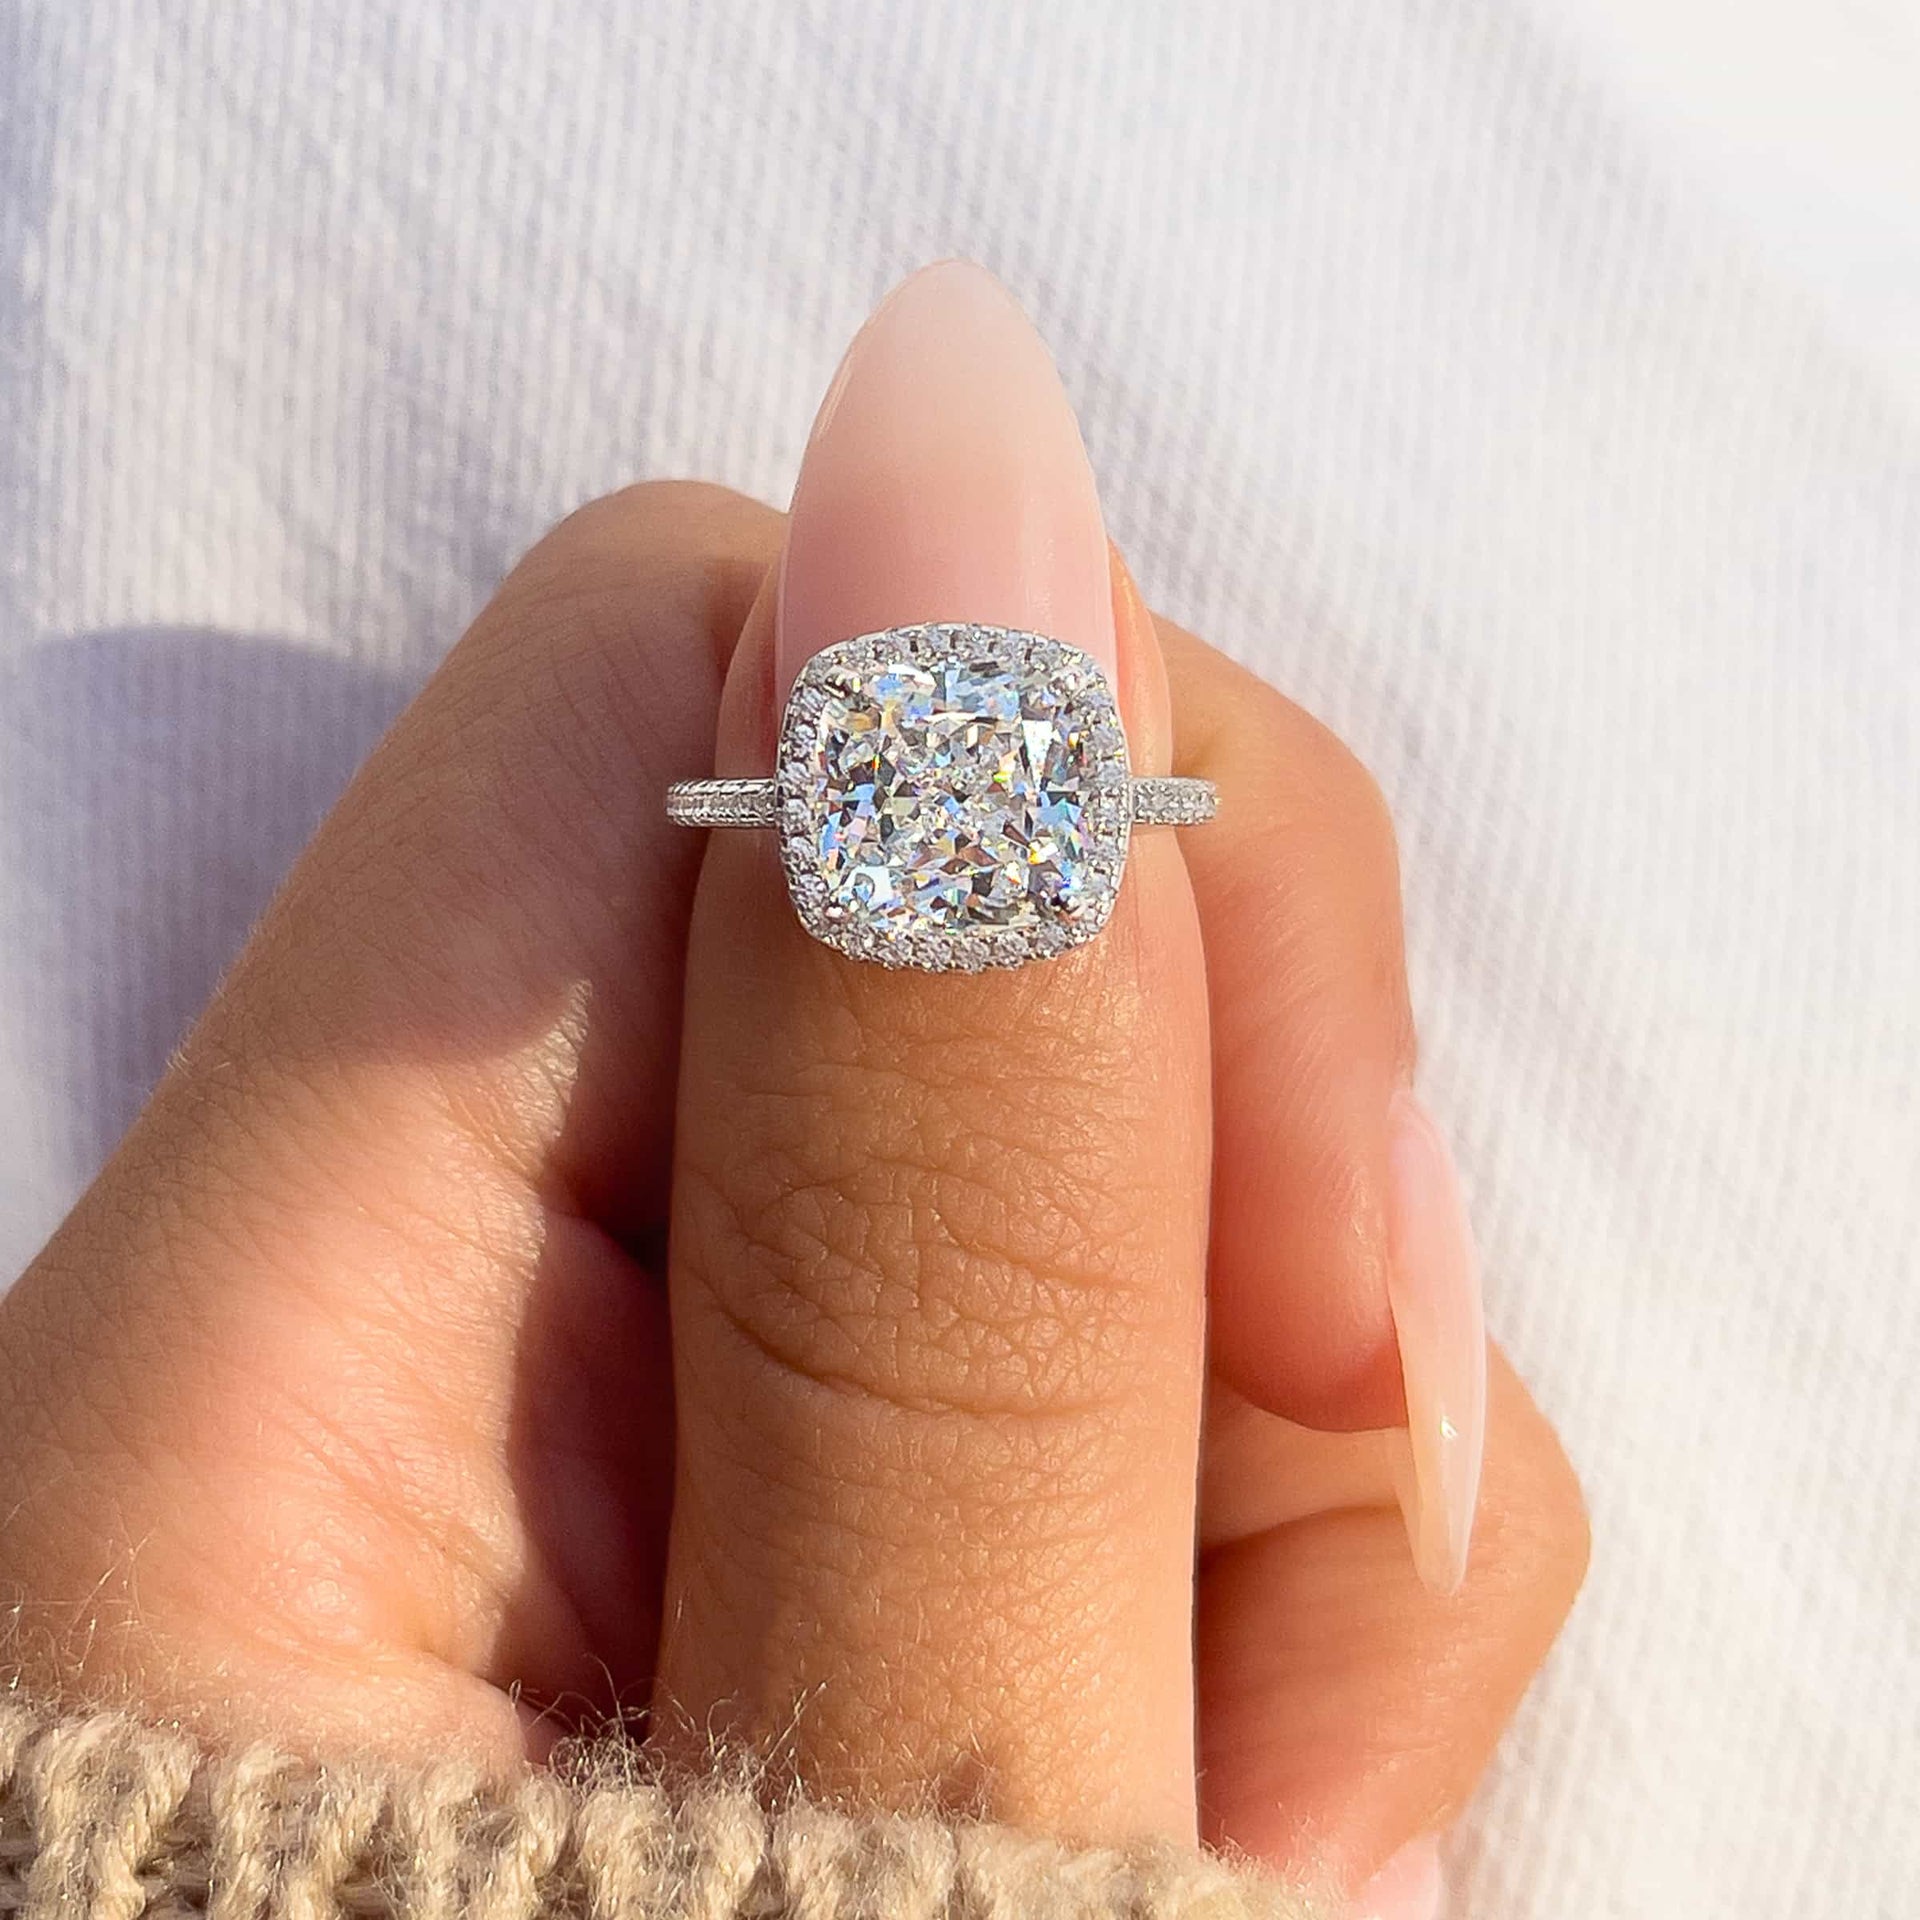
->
[0,626,421,1275]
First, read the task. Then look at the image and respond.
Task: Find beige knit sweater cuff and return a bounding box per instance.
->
[0,1700,1315,1918]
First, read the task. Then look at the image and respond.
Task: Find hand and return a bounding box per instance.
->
[0,264,1585,1911]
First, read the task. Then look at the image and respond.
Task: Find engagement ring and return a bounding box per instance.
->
[667,623,1216,972]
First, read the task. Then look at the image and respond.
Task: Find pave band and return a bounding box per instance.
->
[667,774,1217,831]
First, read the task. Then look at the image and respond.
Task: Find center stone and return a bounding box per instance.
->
[809,656,1096,935]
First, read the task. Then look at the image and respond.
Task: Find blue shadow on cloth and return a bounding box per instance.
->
[1,626,420,1270]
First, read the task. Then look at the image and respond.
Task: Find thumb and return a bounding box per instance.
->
[654,263,1211,1841]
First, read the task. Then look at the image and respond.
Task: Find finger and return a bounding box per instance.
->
[0,482,780,1753]
[1156,615,1484,1590]
[1195,1345,1590,1899]
[653,263,1211,1842]
[1150,606,1567,1891]
[1161,616,1412,1433]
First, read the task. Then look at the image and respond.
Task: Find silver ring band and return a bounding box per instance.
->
[666,773,1217,832]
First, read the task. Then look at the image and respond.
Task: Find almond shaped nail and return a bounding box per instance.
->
[1384,1088,1487,1595]
[778,259,1116,687]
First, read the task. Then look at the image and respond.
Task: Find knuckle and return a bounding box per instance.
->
[679,1137,1145,1421]
[481,478,777,688]
[1263,693,1401,878]
[1176,632,1403,887]
[675,990,1181,1422]
[1185,653,1416,1064]
[533,478,777,576]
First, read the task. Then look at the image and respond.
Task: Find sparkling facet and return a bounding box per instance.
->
[806,653,1098,941]
[775,627,1133,969]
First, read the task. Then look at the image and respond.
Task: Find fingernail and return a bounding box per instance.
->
[1384,1089,1487,1594]
[1352,1836,1444,1920]
[778,259,1115,686]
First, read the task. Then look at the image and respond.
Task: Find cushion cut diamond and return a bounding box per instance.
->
[778,626,1130,969]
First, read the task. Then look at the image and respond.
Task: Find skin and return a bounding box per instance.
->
[0,483,1587,1903]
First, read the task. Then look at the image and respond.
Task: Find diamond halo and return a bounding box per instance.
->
[775,624,1132,972]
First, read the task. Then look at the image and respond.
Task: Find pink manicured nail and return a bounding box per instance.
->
[778,260,1115,686]
[1352,1836,1444,1920]
[1384,1089,1488,1595]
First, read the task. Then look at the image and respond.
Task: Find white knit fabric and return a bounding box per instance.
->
[2,5,1916,1916]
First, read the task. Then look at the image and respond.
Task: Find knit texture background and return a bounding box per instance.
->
[1,5,1916,1916]
[0,1702,1313,1919]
